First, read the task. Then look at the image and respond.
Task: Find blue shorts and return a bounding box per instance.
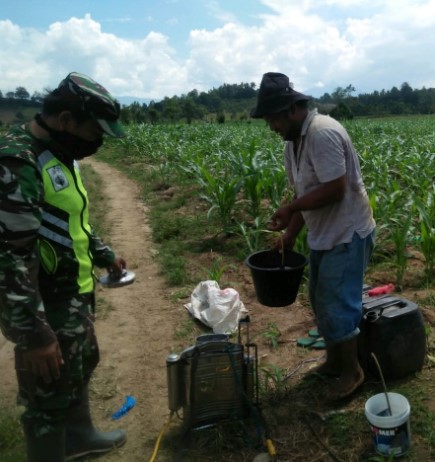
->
[309,231,375,345]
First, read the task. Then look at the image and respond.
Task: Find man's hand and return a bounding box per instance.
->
[22,341,64,383]
[268,205,293,232]
[272,230,296,252]
[107,256,126,278]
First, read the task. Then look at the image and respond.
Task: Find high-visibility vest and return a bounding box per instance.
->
[36,150,94,294]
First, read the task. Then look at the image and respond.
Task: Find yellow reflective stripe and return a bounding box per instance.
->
[38,152,93,293]
[71,162,93,292]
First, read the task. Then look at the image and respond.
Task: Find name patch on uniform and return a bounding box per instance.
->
[47,166,69,192]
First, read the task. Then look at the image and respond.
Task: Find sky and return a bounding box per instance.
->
[1,0,435,102]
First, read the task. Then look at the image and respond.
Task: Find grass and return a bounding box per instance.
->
[1,124,429,461]
[254,367,435,461]
[3,135,430,462]
[0,106,39,126]
[93,134,435,462]
[0,407,25,462]
[80,161,119,320]
[80,162,110,239]
[173,318,198,340]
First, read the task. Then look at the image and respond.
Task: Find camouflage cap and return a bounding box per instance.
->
[57,72,125,138]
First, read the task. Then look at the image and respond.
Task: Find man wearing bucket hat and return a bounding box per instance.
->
[251,72,376,400]
[0,72,128,461]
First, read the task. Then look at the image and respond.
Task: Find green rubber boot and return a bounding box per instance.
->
[65,387,127,461]
[23,422,66,462]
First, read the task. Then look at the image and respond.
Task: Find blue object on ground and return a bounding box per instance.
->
[308,328,320,338]
[112,395,137,420]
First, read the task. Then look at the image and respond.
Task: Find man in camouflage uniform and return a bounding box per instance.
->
[0,72,128,461]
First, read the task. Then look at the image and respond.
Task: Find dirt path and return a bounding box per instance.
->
[0,158,184,462]
[85,155,318,462]
[82,158,186,462]
[0,156,322,462]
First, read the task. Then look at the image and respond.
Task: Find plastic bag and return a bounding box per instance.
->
[185,280,248,334]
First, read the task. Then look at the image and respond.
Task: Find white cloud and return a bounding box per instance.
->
[186,2,359,92]
[0,14,190,99]
[204,0,240,24]
[186,0,435,94]
[1,2,435,100]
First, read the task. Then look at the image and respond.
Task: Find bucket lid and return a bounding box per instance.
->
[365,392,410,427]
[99,270,136,288]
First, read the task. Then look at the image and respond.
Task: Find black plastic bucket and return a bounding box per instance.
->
[245,250,308,307]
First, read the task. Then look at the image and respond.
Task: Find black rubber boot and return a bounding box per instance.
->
[23,422,66,462]
[65,386,127,461]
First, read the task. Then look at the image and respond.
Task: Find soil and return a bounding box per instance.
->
[1,158,433,462]
[81,158,323,462]
[0,158,319,462]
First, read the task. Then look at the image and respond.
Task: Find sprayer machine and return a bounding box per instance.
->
[166,317,258,430]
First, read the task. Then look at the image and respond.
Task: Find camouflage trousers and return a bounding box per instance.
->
[15,293,99,437]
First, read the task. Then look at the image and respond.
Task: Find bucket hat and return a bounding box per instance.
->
[57,72,125,138]
[250,72,310,118]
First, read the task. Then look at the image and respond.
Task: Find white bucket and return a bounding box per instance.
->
[365,392,411,457]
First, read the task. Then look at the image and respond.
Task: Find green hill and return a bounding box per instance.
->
[0,102,40,126]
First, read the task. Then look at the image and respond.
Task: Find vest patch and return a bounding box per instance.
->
[47,165,69,191]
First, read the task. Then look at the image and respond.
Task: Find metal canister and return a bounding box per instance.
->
[166,353,181,412]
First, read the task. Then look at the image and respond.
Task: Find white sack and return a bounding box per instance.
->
[185,280,248,334]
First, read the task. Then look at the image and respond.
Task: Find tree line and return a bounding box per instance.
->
[1,80,435,126]
[0,86,44,104]
[118,81,435,123]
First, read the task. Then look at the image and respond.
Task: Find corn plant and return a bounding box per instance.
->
[237,217,269,253]
[237,143,270,219]
[293,226,309,257]
[415,191,435,283]
[389,210,413,289]
[259,364,288,396]
[263,165,289,210]
[206,253,232,285]
[240,167,264,219]
[118,116,435,290]
[188,163,242,232]
[249,322,282,355]
[259,322,281,349]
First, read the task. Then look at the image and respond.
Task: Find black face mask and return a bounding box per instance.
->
[48,130,103,160]
[35,113,103,161]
